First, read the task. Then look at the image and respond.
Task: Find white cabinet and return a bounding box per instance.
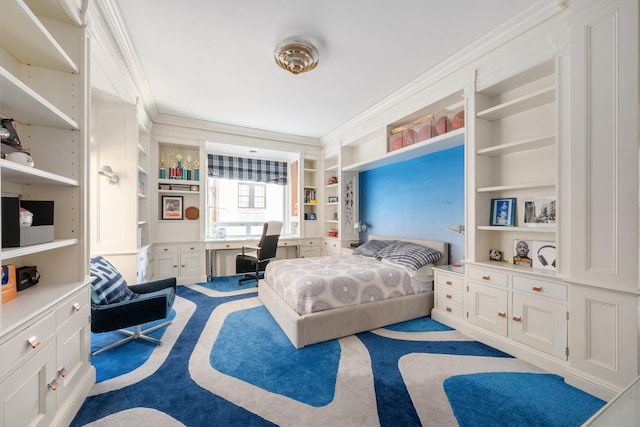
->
[563,0,639,400]
[300,238,321,258]
[432,265,466,320]
[467,280,508,336]
[0,1,92,425]
[511,292,567,359]
[154,243,205,284]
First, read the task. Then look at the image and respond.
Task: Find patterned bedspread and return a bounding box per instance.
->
[264,255,420,315]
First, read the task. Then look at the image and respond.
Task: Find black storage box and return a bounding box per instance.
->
[2,198,54,248]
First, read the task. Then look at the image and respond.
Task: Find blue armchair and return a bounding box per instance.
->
[90,256,176,355]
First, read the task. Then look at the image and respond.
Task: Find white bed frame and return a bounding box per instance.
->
[258,235,449,348]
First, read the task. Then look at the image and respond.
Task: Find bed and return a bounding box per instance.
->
[258,235,449,348]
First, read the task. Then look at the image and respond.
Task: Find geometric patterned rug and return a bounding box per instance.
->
[71,277,604,426]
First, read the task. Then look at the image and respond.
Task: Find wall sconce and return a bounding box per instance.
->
[449,223,465,234]
[98,165,119,184]
[355,221,368,232]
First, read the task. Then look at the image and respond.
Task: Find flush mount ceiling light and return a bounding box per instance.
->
[274,37,319,75]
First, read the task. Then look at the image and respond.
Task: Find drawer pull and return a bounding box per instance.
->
[48,379,59,391]
[512,315,522,322]
[497,311,506,318]
[532,286,542,292]
[445,280,453,285]
[190,247,195,250]
[72,302,81,312]
[309,242,314,245]
[482,275,490,280]
[446,307,452,313]
[163,248,168,252]
[446,294,452,299]
[59,367,68,377]
[27,336,41,349]
[181,264,186,268]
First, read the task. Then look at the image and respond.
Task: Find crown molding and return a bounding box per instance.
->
[321,0,567,145]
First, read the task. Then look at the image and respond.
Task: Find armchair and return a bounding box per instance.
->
[236,221,282,285]
[90,256,176,356]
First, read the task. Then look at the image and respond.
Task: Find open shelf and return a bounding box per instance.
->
[0,158,79,186]
[0,238,79,262]
[477,226,555,233]
[477,86,555,121]
[477,182,555,193]
[477,134,555,156]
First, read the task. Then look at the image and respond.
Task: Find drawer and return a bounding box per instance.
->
[513,275,567,301]
[434,271,464,290]
[435,297,464,318]
[435,286,464,305]
[56,286,90,327]
[155,244,179,254]
[180,242,204,252]
[301,239,320,247]
[468,266,508,287]
[0,311,55,379]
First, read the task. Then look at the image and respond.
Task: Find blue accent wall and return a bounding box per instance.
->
[359,145,465,263]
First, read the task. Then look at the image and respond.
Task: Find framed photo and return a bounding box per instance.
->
[532,241,556,270]
[490,198,515,226]
[522,197,556,227]
[162,195,183,220]
[328,196,338,203]
[513,239,533,267]
[489,249,503,262]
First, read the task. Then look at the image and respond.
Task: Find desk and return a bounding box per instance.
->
[582,375,640,426]
[205,237,301,280]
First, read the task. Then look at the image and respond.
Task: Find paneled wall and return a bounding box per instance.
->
[359,145,465,263]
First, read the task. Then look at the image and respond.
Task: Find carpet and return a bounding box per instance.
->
[73,277,604,426]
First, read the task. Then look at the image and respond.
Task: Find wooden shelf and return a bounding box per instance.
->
[0,159,79,186]
[0,0,78,73]
[477,86,555,121]
[477,182,555,193]
[0,238,79,262]
[0,66,79,130]
[343,127,464,172]
[477,226,555,233]
[477,134,555,156]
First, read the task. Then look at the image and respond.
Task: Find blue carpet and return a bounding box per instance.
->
[72,276,605,426]
[197,273,258,291]
[444,372,605,427]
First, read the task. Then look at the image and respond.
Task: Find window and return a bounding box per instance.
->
[206,154,293,239]
[238,183,266,209]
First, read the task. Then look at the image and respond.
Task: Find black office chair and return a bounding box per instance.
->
[89,256,176,356]
[236,221,283,285]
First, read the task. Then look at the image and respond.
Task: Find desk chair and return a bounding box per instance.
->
[236,221,282,285]
[90,256,176,355]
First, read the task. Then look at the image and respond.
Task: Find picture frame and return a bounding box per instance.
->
[490,198,515,226]
[532,241,556,270]
[162,195,183,220]
[328,196,338,203]
[513,239,533,267]
[522,197,556,227]
[489,249,503,262]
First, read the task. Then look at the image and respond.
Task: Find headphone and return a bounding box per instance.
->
[537,244,556,267]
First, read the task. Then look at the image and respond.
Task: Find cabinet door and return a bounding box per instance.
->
[568,0,638,289]
[155,253,178,278]
[467,282,508,336]
[0,342,56,427]
[180,251,205,277]
[511,293,567,360]
[56,305,90,407]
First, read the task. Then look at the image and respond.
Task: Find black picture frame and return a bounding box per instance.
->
[162,195,183,220]
[490,197,515,226]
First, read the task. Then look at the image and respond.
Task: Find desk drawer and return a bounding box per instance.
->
[468,266,508,287]
[513,275,567,301]
[0,311,55,379]
[155,244,179,254]
[180,243,204,252]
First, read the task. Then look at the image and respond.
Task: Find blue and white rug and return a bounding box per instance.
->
[73,277,604,426]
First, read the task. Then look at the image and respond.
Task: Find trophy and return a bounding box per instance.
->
[176,152,183,180]
[193,159,200,181]
[185,155,192,180]
[159,152,166,179]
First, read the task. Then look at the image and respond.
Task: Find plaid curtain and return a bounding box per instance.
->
[208,154,288,186]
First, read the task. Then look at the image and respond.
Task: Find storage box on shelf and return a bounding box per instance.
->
[0,1,92,425]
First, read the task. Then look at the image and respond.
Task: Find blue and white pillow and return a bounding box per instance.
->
[375,241,443,271]
[90,256,139,305]
[353,239,398,257]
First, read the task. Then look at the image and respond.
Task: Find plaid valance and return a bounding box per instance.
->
[208,154,288,186]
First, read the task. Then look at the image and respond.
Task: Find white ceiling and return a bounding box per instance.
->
[113,0,534,139]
